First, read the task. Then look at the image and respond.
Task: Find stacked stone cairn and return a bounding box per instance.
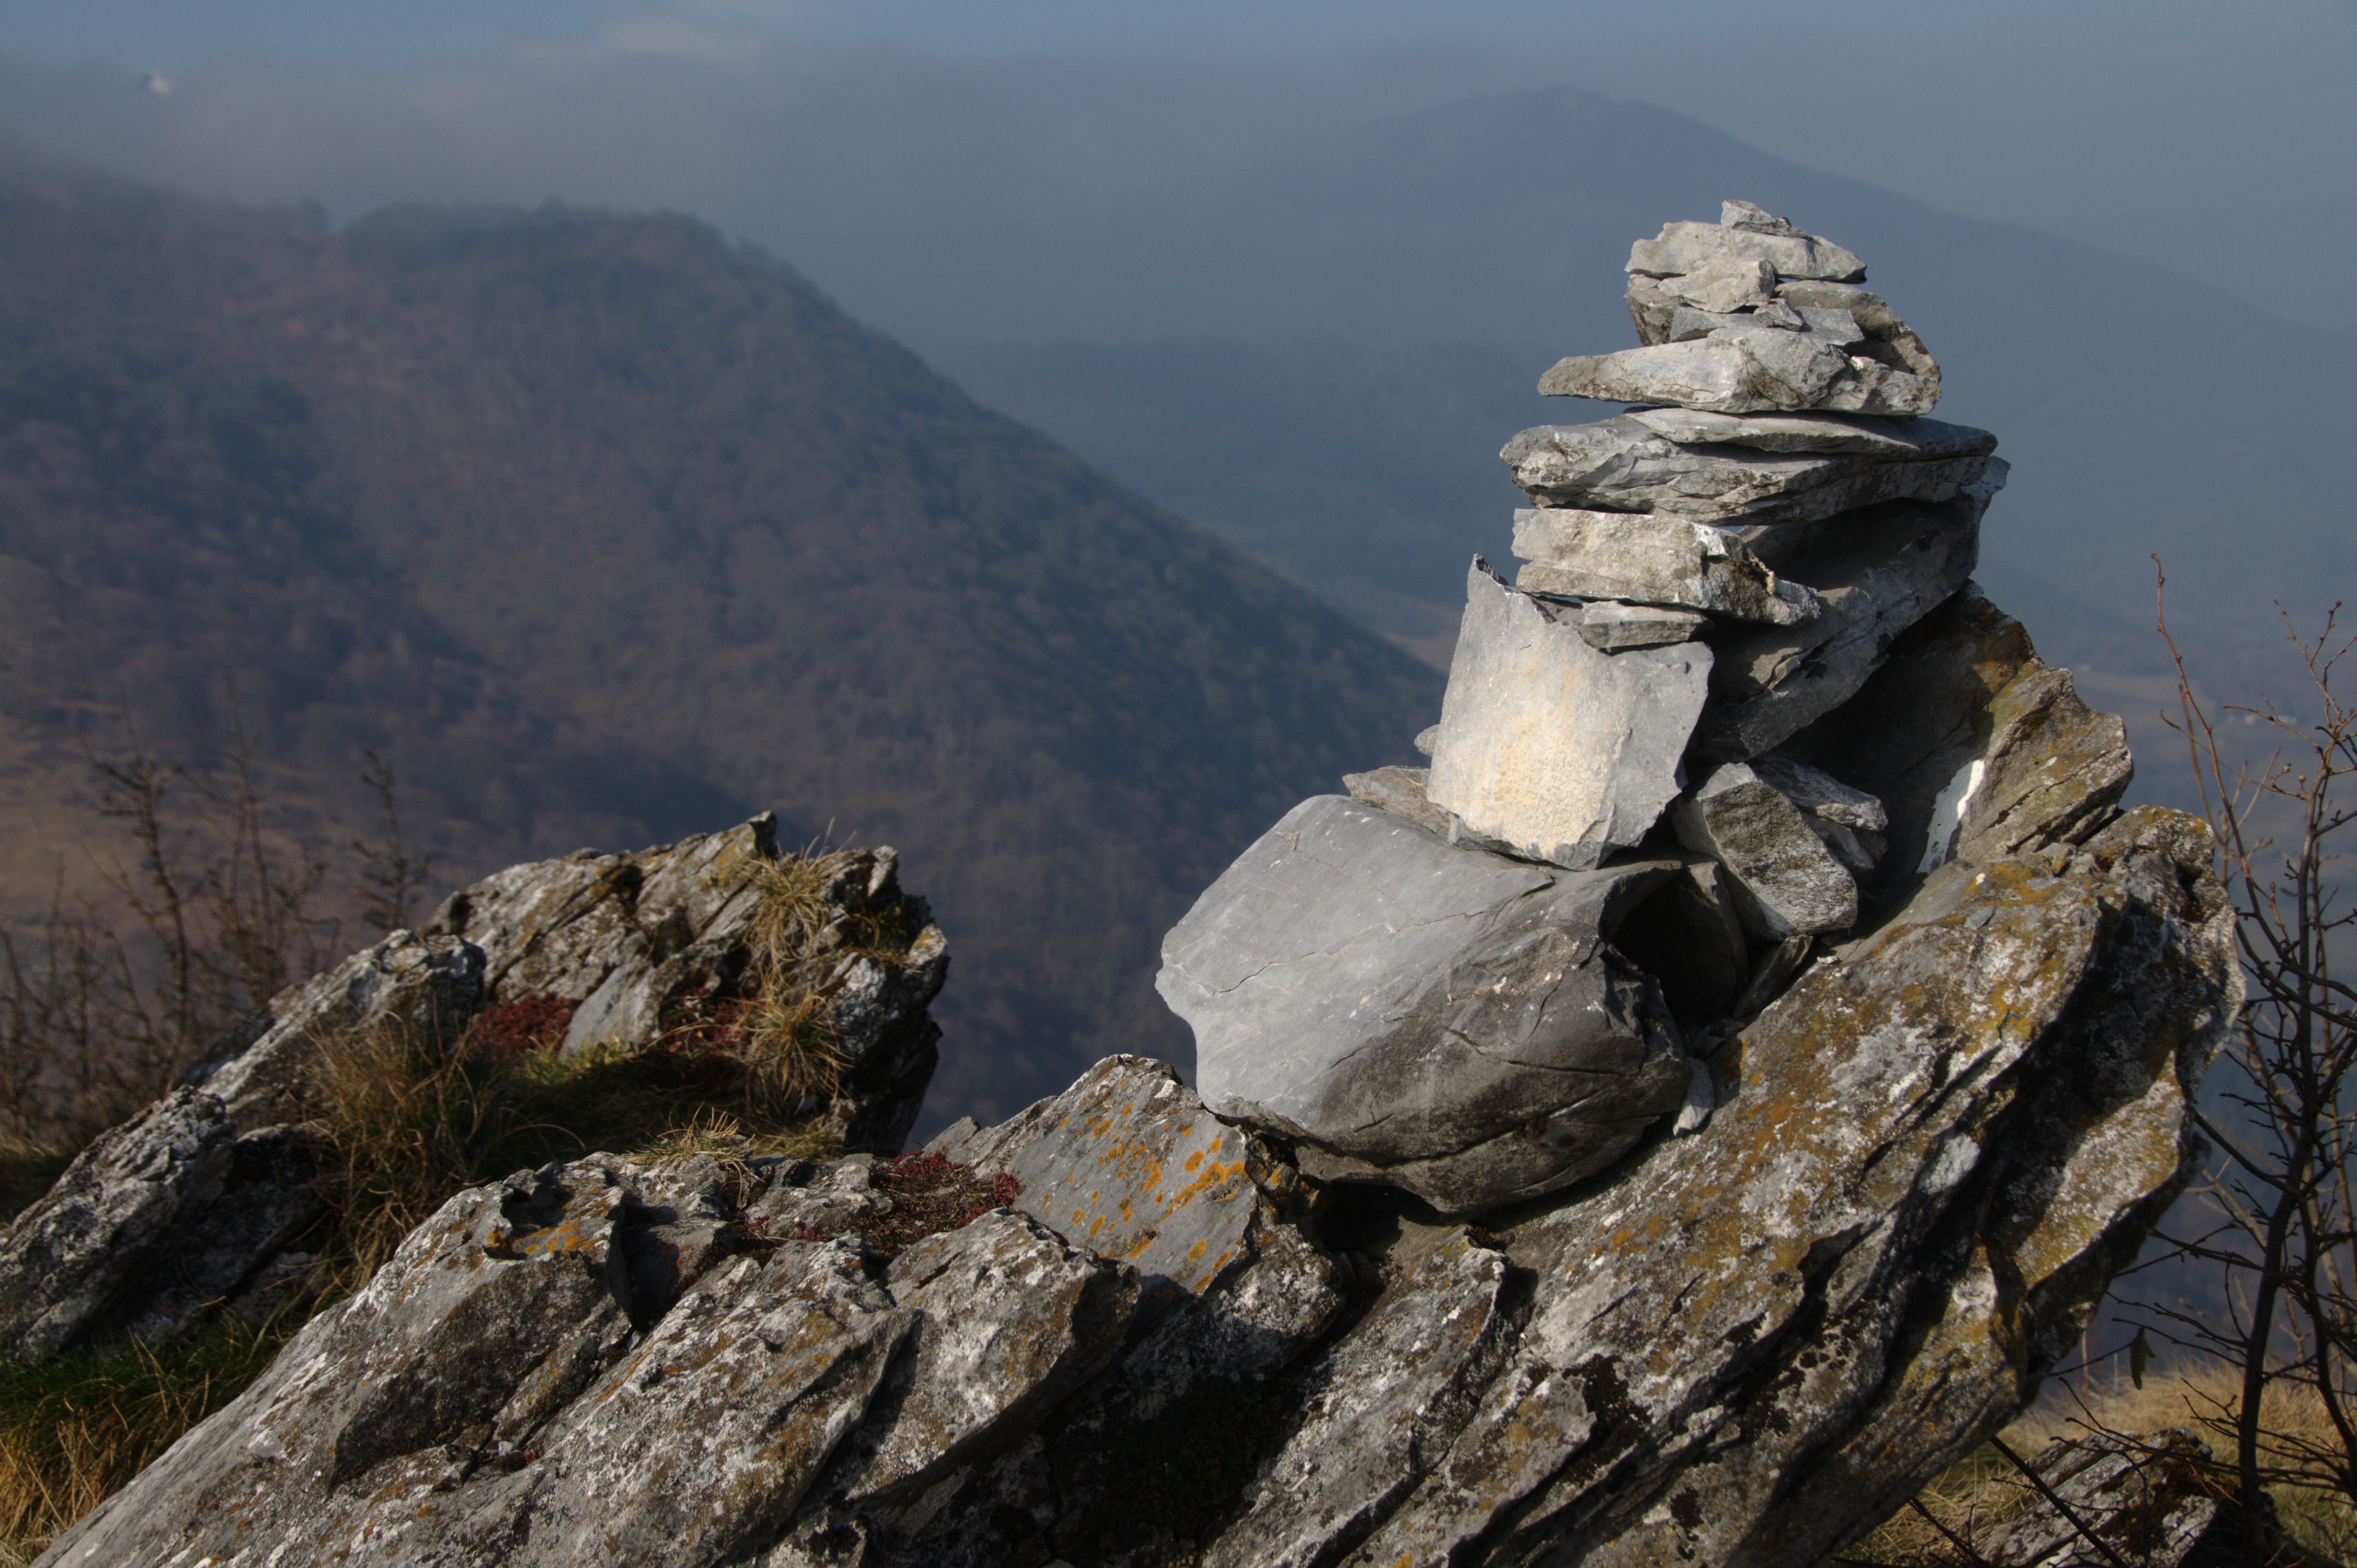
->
[1158,200,2120,1216]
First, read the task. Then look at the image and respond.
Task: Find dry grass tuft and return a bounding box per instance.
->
[0,1318,295,1564]
[715,849,918,1111]
[305,1018,496,1290]
[1836,1362,2357,1566]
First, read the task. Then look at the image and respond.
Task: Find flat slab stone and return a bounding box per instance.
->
[1691,483,1996,762]
[1513,510,1817,625]
[1342,763,1454,838]
[1157,795,1691,1213]
[1502,417,1990,525]
[1539,336,1939,418]
[1627,205,1866,283]
[1426,559,1714,868]
[1620,408,1993,460]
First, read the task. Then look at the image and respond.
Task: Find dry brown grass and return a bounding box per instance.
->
[1836,1362,2357,1566]
[719,849,919,1111]
[0,1317,295,1564]
[304,1018,497,1290]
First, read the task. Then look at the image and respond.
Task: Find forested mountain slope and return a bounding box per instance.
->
[0,172,1441,1127]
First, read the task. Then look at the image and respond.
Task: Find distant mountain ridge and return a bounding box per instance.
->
[0,170,1443,1128]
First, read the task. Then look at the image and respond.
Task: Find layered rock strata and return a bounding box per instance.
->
[1166,200,2128,1216]
[49,805,2237,1566]
[0,816,946,1361]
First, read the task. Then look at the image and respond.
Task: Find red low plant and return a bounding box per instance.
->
[458,994,577,1063]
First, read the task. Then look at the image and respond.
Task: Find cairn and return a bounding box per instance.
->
[1158,201,2115,1215]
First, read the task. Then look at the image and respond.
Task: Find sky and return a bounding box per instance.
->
[2,1,2353,327]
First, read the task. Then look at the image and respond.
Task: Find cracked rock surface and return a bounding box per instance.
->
[0,815,947,1361]
[44,806,2236,1567]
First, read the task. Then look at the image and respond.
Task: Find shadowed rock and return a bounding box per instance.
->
[1782,583,2134,914]
[1670,759,1868,939]
[1693,484,1995,762]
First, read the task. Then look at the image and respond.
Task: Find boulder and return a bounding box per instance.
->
[1670,759,1868,939]
[1157,794,1697,1213]
[1500,414,1993,524]
[1692,485,1993,762]
[1512,508,1819,625]
[1781,583,2133,912]
[1425,559,1713,868]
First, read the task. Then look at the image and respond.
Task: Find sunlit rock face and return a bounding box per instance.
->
[40,808,2232,1568]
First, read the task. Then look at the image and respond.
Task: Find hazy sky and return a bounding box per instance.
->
[3,1,2352,327]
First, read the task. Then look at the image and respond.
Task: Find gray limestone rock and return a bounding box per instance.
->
[1158,794,1693,1212]
[51,804,2239,1568]
[823,1210,1137,1506]
[1627,208,1868,283]
[1671,760,1865,939]
[1412,723,1439,756]
[1203,1228,1516,1568]
[1342,763,1455,839]
[1573,598,1712,650]
[1693,487,1993,762]
[1541,335,1940,417]
[1501,415,1992,524]
[1656,253,1777,312]
[1777,278,1942,378]
[0,1089,237,1361]
[1609,855,1753,1019]
[1623,407,1993,458]
[0,816,949,1365]
[933,1055,1341,1314]
[1512,508,1819,625]
[1425,559,1713,867]
[1752,751,1891,871]
[1978,1429,2250,1568]
[1667,301,1855,342]
[1781,583,2134,914]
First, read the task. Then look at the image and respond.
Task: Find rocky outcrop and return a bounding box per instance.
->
[0,816,946,1360]
[22,198,2226,1568]
[1171,198,2119,1215]
[45,801,2235,1567]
